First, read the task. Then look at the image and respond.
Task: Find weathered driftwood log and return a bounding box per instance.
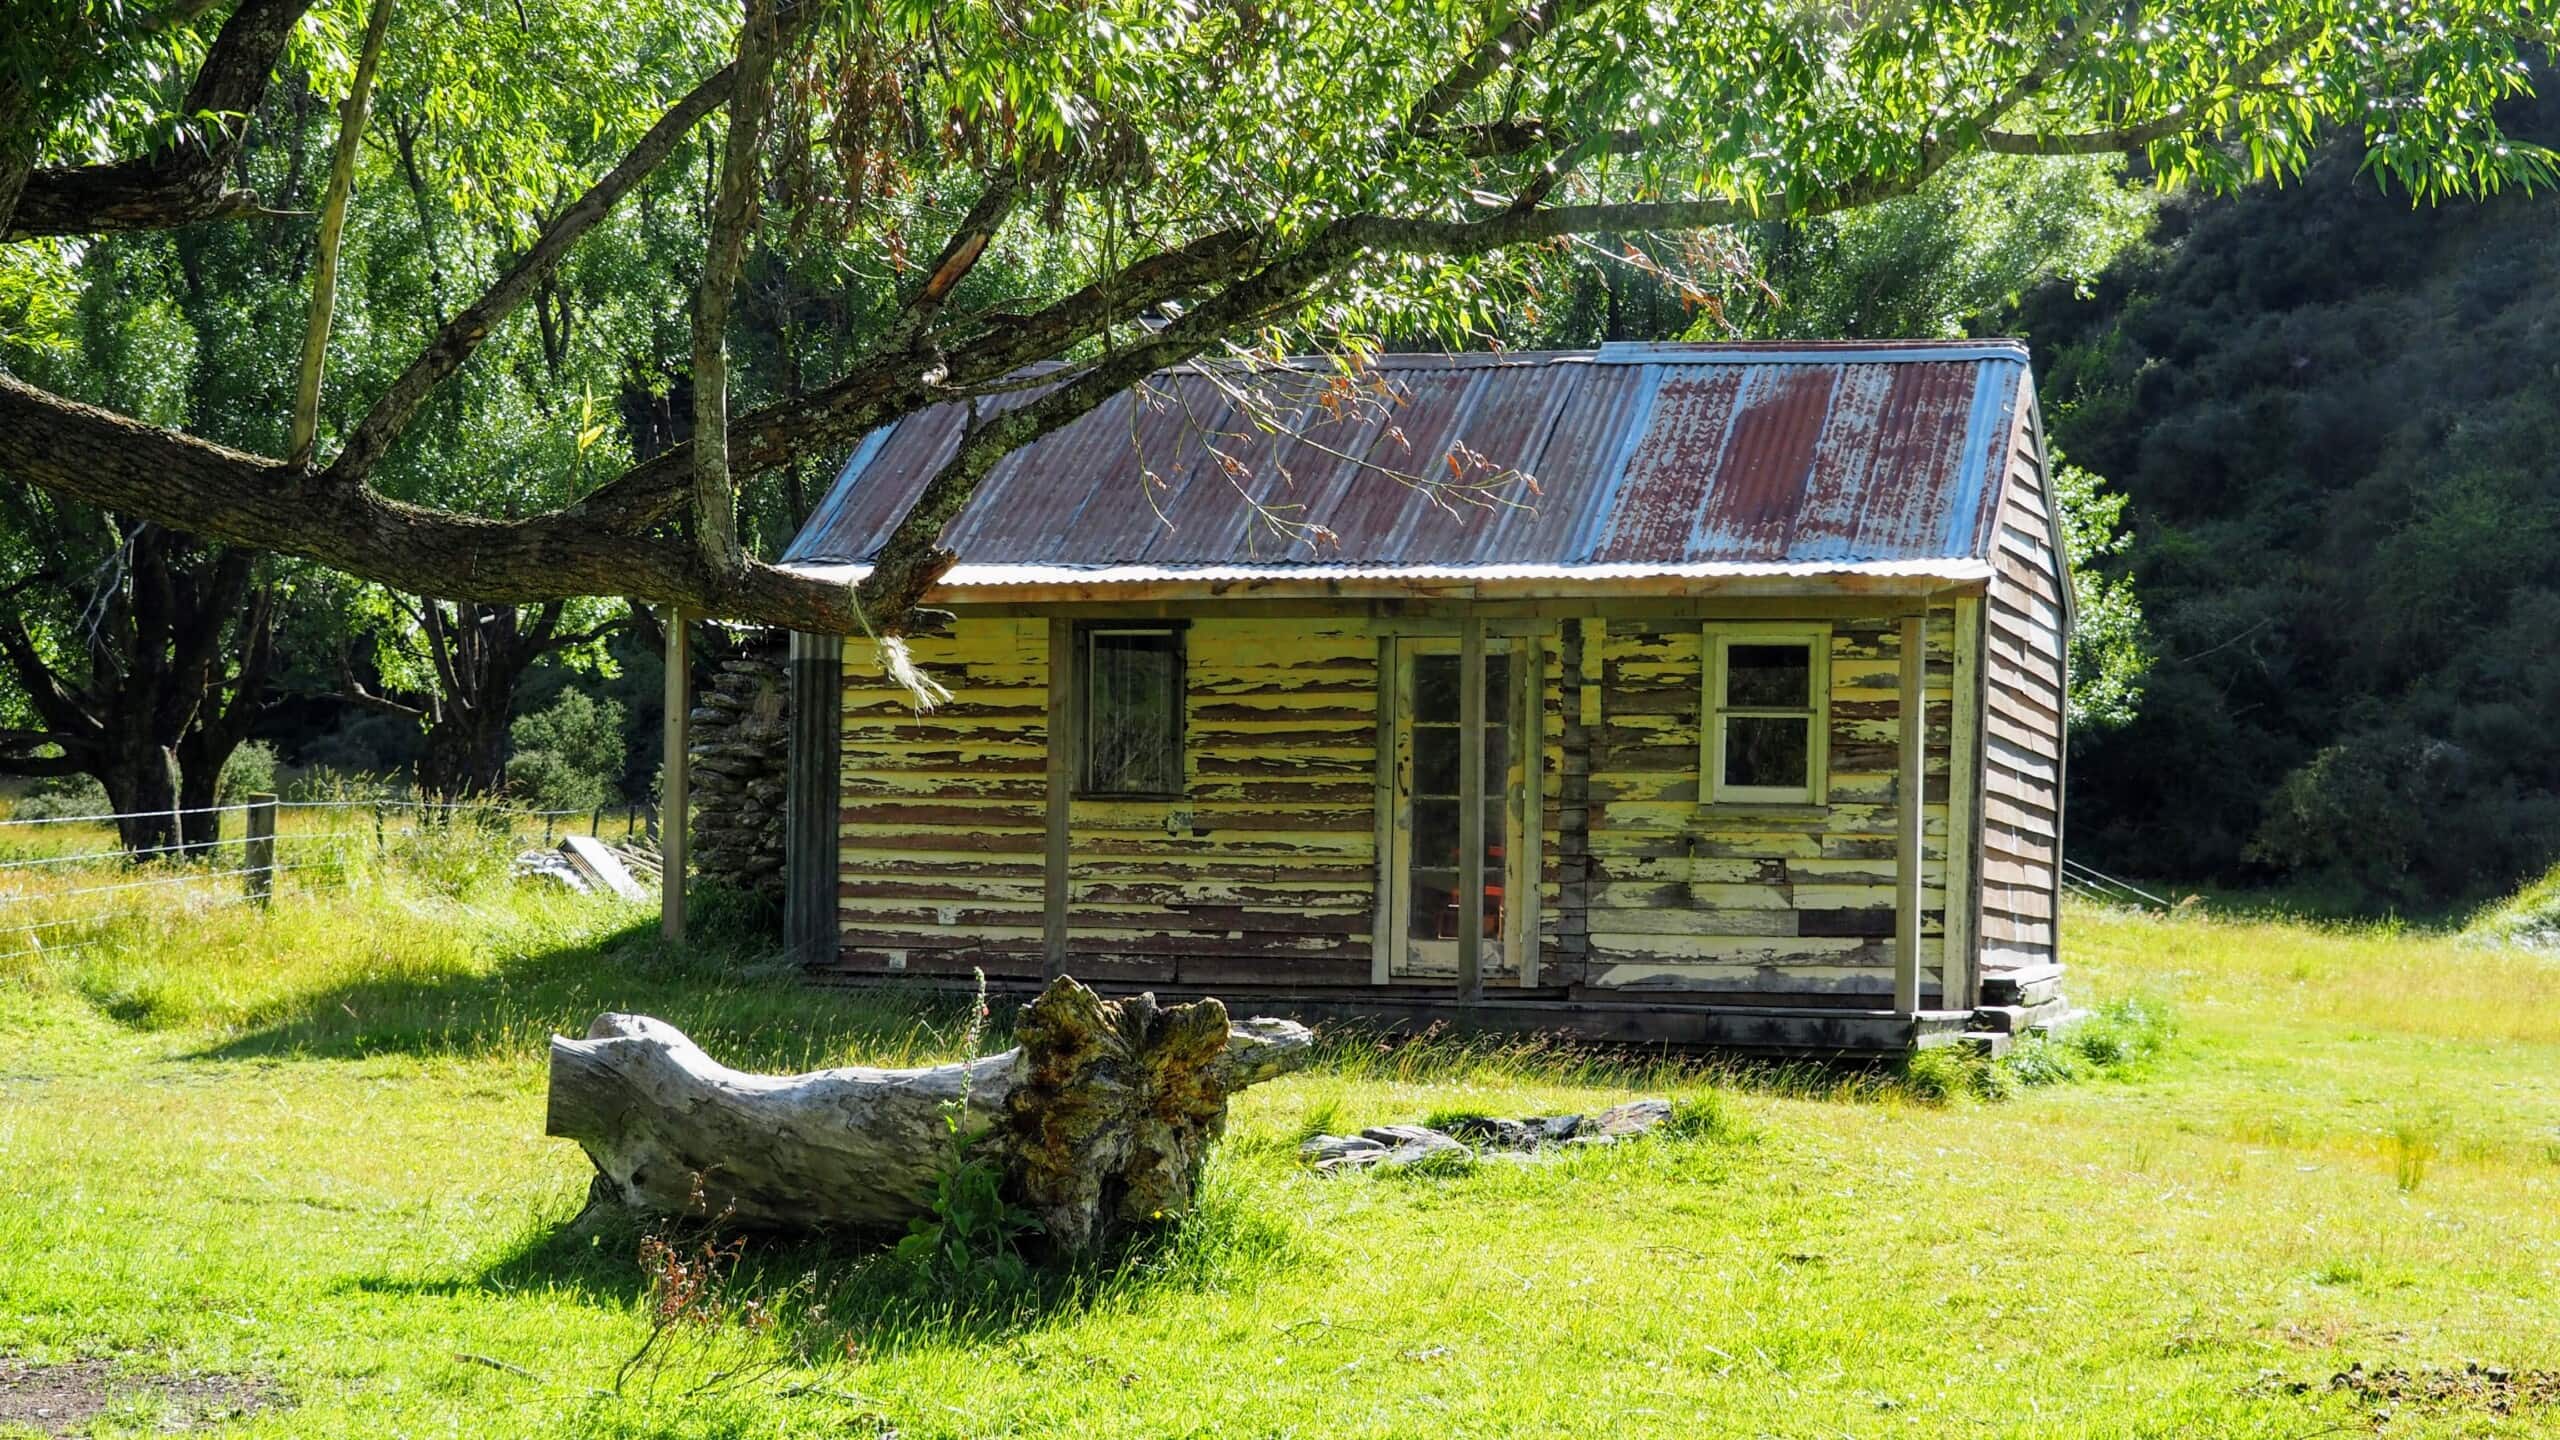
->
[545,977,1312,1251]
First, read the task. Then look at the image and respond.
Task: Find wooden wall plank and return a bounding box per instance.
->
[1893,614,1925,1014]
[1043,617,1073,980]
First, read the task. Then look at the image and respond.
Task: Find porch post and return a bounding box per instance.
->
[660,608,689,941]
[1370,634,1400,985]
[1946,594,1985,1011]
[1893,612,1926,1015]
[783,630,843,966]
[1457,617,1486,1003]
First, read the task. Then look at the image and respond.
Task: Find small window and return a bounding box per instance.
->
[1703,624,1829,805]
[1081,626,1185,796]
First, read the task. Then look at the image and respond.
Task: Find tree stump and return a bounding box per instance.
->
[545,977,1312,1251]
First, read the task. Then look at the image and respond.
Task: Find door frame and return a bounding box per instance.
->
[1371,629,1542,986]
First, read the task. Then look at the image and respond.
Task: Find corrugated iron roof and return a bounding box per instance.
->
[780,340,2032,590]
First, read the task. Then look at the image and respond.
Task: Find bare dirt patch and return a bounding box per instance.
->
[0,1356,275,1436]
[2330,1361,2560,1417]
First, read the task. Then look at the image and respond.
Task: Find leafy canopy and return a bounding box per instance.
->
[0,1,2554,628]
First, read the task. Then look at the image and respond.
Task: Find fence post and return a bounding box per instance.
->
[245,793,277,907]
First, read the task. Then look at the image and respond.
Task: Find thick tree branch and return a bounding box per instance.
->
[0,732,94,779]
[321,63,736,488]
[1980,19,2324,157]
[1405,0,1600,130]
[0,372,862,630]
[0,614,100,742]
[689,0,794,574]
[574,225,1265,533]
[897,173,1019,330]
[1980,114,2198,155]
[5,0,316,241]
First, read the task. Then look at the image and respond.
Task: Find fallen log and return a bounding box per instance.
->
[546,977,1313,1251]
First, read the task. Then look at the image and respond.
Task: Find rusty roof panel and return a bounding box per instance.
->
[778,341,2034,579]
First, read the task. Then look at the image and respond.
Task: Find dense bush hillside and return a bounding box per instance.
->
[2021,88,2560,912]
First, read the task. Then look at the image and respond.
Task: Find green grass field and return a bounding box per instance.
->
[3,860,2556,1438]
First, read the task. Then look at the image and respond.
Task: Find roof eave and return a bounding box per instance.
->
[776,560,1995,609]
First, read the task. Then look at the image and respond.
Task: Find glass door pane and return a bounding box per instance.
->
[1397,649,1509,977]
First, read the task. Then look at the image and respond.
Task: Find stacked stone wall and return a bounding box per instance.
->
[688,634,788,897]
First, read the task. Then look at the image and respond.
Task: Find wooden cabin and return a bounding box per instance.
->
[768,341,2072,1053]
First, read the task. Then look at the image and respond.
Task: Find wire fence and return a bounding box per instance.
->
[2059,856,2172,912]
[0,794,663,968]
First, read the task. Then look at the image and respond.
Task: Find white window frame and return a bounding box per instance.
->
[1701,622,1831,806]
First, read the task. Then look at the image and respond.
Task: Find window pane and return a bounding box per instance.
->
[1413,654,1459,723]
[1087,631,1181,793]
[1410,871,1456,940]
[1482,718,1507,793]
[1726,643,1811,708]
[1724,716,1810,792]
[1413,725,1460,796]
[1408,871,1500,940]
[1412,798,1460,866]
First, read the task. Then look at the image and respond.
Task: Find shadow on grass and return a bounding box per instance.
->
[187,903,981,1074]
[1298,1019,1908,1103]
[346,1165,1302,1357]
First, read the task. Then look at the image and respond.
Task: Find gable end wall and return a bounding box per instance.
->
[1977,384,2070,974]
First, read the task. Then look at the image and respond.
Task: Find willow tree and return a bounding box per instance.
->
[1,0,2550,636]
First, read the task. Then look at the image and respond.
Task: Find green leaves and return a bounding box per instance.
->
[9,0,2559,633]
[2051,456,2151,732]
[894,1154,1042,1296]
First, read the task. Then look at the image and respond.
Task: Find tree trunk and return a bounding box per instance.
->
[417,705,510,799]
[174,762,222,856]
[99,742,181,857]
[546,978,1313,1252]
[0,511,270,860]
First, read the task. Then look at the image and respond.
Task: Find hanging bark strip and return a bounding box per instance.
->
[545,977,1312,1250]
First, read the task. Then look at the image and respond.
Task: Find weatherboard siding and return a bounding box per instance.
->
[833,618,1051,977]
[828,605,1999,1006]
[1574,612,1958,1005]
[1064,618,1382,985]
[1978,404,2068,974]
[831,617,1389,985]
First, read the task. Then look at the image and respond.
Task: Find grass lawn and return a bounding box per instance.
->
[2,865,2556,1438]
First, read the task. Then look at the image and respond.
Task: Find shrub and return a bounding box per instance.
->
[2063,995,2177,1074]
[1659,1092,1754,1143]
[2466,861,2560,951]
[4,772,109,822]
[507,691,628,813]
[1899,1046,1995,1106]
[216,741,279,802]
